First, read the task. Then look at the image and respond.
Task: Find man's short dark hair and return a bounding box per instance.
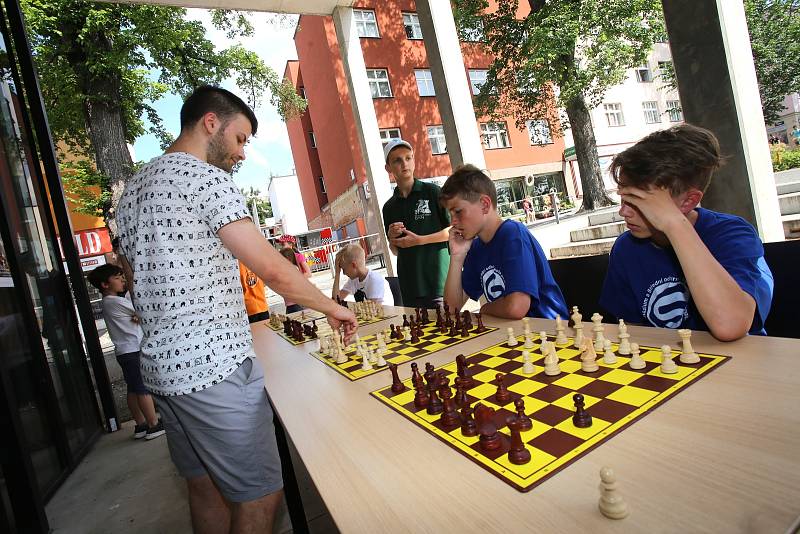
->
[180,85,258,135]
[609,124,722,195]
[440,164,497,207]
[87,263,123,290]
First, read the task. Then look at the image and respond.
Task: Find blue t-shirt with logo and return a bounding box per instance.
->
[462,220,568,319]
[600,208,773,334]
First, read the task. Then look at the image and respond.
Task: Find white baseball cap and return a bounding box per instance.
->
[383,138,413,162]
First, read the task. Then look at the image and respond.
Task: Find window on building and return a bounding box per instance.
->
[299,86,306,99]
[459,19,485,42]
[468,69,488,96]
[427,125,447,154]
[642,101,661,124]
[604,103,625,127]
[354,9,379,38]
[635,65,653,83]
[666,100,683,122]
[379,128,402,148]
[526,119,553,145]
[658,60,672,74]
[403,12,423,39]
[480,122,511,149]
[309,131,317,148]
[318,176,327,194]
[366,69,392,98]
[415,69,435,97]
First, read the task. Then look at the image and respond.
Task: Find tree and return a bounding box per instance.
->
[453,0,665,210]
[744,0,800,124]
[241,186,273,223]
[21,1,305,232]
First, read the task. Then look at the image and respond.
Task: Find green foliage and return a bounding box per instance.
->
[21,1,306,216]
[453,0,665,131]
[744,0,800,124]
[771,143,800,171]
[241,186,273,222]
[60,159,109,217]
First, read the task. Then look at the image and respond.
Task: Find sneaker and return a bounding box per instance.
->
[133,423,148,439]
[145,419,165,440]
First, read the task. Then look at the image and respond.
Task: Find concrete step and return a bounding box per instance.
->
[587,211,623,226]
[783,214,800,239]
[570,221,627,243]
[779,192,800,216]
[550,237,617,259]
[777,180,800,196]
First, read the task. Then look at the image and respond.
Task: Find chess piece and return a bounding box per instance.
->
[460,405,478,437]
[454,377,469,406]
[598,466,629,519]
[413,379,430,409]
[318,335,328,356]
[377,333,388,354]
[456,354,478,388]
[602,339,617,364]
[389,363,406,393]
[574,323,585,349]
[660,345,678,374]
[678,329,700,364]
[439,387,461,430]
[475,313,487,333]
[543,348,561,376]
[404,327,412,342]
[494,373,511,404]
[375,349,387,367]
[426,382,444,415]
[570,305,582,329]
[555,315,568,344]
[474,403,502,452]
[361,351,372,371]
[411,362,422,386]
[581,340,599,372]
[572,393,592,428]
[506,416,532,465]
[617,321,631,356]
[410,327,420,344]
[513,398,533,431]
[402,314,410,328]
[523,330,534,349]
[628,343,645,370]
[592,313,605,352]
[538,331,548,351]
[522,350,535,375]
[506,327,517,347]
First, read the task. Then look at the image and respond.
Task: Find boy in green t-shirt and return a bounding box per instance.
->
[381,139,450,308]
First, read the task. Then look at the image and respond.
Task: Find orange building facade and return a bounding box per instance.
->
[284,1,569,234]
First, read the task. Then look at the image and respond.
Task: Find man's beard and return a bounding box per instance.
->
[207,129,233,172]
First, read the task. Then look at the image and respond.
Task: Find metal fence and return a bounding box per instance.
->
[298,233,384,276]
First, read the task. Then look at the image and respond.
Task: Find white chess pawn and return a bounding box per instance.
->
[360,351,372,371]
[336,342,348,364]
[574,324,585,350]
[602,339,617,364]
[403,327,411,341]
[538,331,548,349]
[368,345,378,364]
[598,466,629,519]
[507,327,518,346]
[377,333,388,354]
[628,343,645,370]
[523,331,534,349]
[522,317,531,335]
[555,316,568,344]
[544,347,561,376]
[618,319,628,337]
[522,350,535,375]
[617,329,631,356]
[660,345,678,374]
[581,340,599,372]
[375,349,387,367]
[318,335,328,356]
[677,329,700,364]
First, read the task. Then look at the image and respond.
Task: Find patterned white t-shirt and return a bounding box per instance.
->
[116,152,253,396]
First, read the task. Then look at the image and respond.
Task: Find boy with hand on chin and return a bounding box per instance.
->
[600,124,773,341]
[441,165,567,320]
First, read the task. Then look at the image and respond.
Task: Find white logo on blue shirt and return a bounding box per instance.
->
[642,277,689,328]
[481,266,506,301]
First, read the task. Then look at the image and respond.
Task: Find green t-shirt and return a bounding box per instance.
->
[382,179,451,303]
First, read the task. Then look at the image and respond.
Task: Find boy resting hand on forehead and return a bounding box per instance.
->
[333,243,386,304]
[600,124,773,341]
[440,165,568,320]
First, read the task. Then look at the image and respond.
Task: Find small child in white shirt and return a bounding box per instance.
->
[88,264,164,440]
[332,244,388,304]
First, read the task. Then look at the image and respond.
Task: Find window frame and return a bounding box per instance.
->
[525,119,553,145]
[480,121,512,150]
[354,9,380,38]
[309,131,317,148]
[642,101,661,124]
[366,68,393,98]
[379,128,402,148]
[635,65,653,83]
[426,125,447,155]
[603,103,625,127]
[468,69,488,96]
[414,69,436,97]
[318,176,327,194]
[666,100,683,122]
[402,12,423,40]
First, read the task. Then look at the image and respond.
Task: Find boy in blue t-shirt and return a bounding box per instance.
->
[600,124,773,341]
[440,164,568,320]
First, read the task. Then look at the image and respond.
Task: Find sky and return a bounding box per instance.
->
[131,10,300,197]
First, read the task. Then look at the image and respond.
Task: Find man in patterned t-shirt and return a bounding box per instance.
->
[116,85,357,532]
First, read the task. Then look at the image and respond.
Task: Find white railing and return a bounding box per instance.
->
[298,233,384,276]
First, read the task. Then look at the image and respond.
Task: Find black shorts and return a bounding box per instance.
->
[116,352,148,394]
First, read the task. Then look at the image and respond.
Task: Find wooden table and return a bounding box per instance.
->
[251,307,800,533]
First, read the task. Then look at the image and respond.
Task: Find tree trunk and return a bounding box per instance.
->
[83,77,134,237]
[565,94,615,211]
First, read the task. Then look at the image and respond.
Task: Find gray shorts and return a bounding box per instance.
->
[154,357,283,502]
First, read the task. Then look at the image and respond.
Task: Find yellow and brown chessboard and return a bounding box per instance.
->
[311,322,499,381]
[268,310,398,346]
[371,333,729,492]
